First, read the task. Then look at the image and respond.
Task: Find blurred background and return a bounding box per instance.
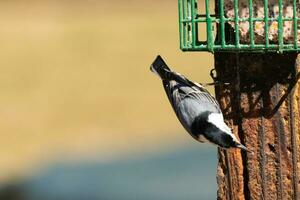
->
[0,0,216,199]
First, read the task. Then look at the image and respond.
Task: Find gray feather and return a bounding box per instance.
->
[163,78,221,134]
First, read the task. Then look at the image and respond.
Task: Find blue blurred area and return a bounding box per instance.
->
[0,145,217,200]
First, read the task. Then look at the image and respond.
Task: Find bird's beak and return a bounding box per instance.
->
[236,144,252,153]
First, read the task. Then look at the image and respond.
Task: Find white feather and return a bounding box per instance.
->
[150,65,161,78]
[207,113,239,143]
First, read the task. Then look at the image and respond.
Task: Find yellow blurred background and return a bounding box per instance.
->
[0,0,216,199]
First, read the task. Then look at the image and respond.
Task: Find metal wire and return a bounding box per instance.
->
[178,0,300,52]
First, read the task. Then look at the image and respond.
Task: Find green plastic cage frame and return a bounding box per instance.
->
[178,0,300,52]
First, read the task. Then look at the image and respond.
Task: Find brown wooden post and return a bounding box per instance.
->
[214,53,300,200]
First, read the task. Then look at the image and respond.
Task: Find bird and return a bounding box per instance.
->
[150,55,248,151]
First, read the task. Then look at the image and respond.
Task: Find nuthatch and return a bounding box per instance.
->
[150,55,247,151]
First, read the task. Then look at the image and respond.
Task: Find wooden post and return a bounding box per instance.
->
[214,53,300,200]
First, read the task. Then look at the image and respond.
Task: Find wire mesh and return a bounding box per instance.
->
[178,0,300,52]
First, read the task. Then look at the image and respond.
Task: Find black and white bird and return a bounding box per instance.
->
[150,55,248,151]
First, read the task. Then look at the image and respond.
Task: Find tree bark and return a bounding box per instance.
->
[214,53,300,200]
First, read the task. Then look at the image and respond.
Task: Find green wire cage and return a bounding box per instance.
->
[178,0,300,52]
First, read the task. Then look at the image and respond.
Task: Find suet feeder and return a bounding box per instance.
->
[178,0,300,52]
[177,0,300,200]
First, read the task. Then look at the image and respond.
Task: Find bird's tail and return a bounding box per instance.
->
[150,55,201,89]
[150,55,172,80]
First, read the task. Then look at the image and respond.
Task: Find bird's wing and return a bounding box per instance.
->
[163,80,221,136]
[162,72,222,114]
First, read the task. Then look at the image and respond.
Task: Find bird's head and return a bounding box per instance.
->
[206,113,249,151]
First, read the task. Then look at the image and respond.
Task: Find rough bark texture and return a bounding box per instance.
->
[214,53,300,200]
